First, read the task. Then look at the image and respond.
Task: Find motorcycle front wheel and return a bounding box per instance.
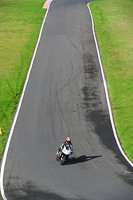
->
[60,155,66,165]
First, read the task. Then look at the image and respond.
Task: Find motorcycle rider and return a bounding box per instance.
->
[58,137,73,155]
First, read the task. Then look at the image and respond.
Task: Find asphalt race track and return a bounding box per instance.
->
[2,0,133,199]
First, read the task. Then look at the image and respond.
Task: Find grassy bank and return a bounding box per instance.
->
[0,0,46,158]
[89,0,133,161]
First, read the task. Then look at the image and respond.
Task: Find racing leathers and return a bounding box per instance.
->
[58,140,73,155]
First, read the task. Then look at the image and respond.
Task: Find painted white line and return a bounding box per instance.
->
[88,3,133,168]
[0,1,53,199]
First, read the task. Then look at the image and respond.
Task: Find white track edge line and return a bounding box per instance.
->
[0,1,53,199]
[88,3,133,168]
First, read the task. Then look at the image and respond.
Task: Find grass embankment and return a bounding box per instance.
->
[89,0,133,161]
[0,0,46,158]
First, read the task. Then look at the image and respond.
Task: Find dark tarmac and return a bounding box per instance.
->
[3,0,133,199]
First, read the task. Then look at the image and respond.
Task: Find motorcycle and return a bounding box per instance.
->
[56,144,72,165]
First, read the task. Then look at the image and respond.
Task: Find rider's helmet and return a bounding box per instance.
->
[66,137,71,144]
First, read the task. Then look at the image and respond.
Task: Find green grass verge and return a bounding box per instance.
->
[0,0,46,158]
[89,0,133,161]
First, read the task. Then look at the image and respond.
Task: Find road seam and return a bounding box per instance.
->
[87,3,133,168]
[0,1,53,199]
